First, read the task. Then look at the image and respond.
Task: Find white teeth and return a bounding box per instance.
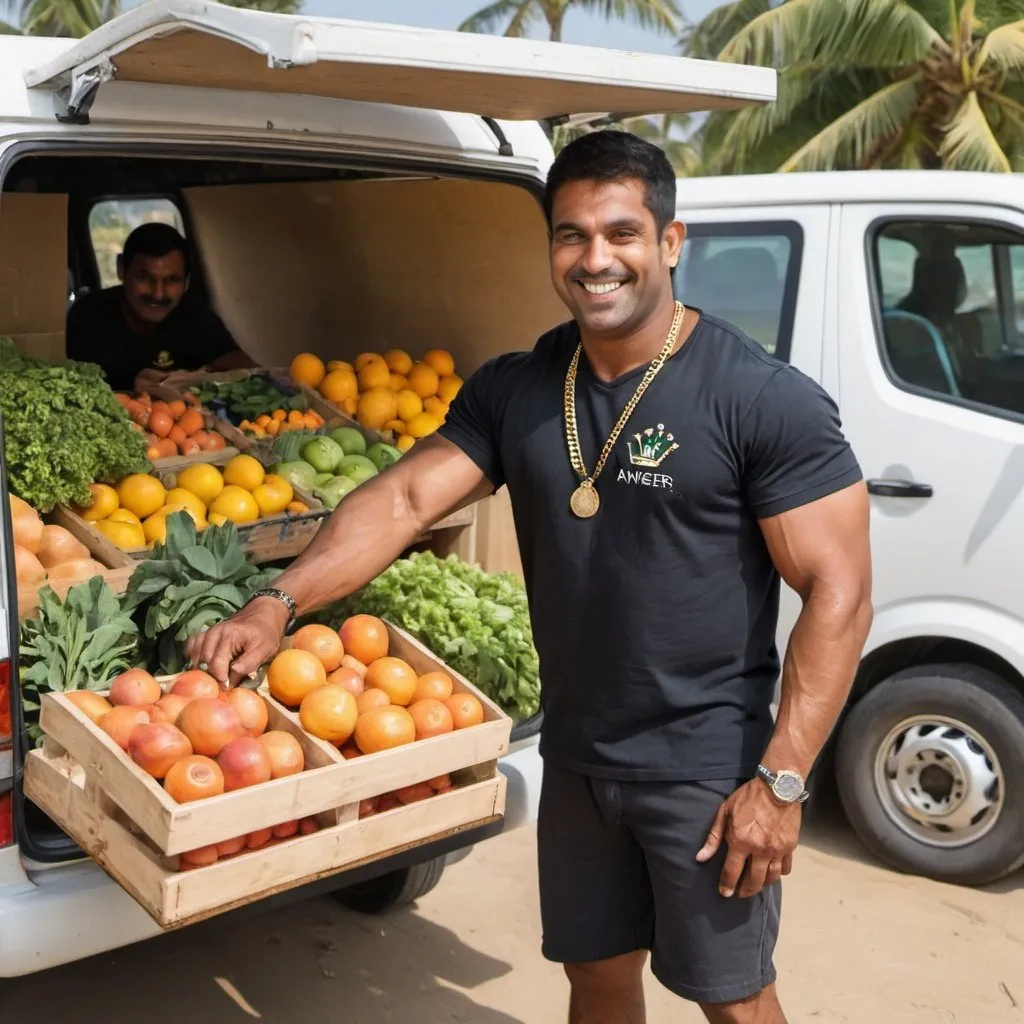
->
[580,281,622,294]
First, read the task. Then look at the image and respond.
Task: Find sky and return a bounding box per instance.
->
[305,0,724,54]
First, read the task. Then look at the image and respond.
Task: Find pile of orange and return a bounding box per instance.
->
[266,615,484,760]
[239,407,325,439]
[288,349,463,453]
[115,391,227,461]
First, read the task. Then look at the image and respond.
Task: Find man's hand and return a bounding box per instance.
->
[184,597,290,689]
[134,368,169,394]
[695,779,801,898]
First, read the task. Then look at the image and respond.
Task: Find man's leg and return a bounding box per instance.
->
[700,983,787,1024]
[623,777,786,1019]
[564,950,647,1024]
[536,764,654,1024]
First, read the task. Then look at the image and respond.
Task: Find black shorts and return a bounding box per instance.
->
[537,763,781,1004]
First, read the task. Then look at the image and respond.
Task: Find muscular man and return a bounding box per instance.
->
[67,222,255,392]
[187,131,872,1024]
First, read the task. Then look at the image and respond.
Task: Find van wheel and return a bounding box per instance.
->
[332,856,446,914]
[835,664,1024,886]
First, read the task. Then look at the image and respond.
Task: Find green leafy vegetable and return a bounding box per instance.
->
[189,374,306,423]
[19,576,141,746]
[272,427,325,464]
[0,337,148,511]
[122,511,281,674]
[318,552,540,720]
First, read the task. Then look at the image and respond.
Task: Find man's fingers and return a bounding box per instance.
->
[764,860,784,890]
[695,801,727,863]
[718,848,747,898]
[206,631,237,686]
[739,856,771,897]
[781,852,794,875]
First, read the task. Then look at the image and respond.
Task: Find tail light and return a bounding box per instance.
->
[0,657,11,741]
[0,658,11,849]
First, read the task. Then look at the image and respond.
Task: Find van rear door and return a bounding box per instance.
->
[23,0,776,125]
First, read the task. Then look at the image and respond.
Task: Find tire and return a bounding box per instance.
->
[332,856,447,914]
[835,664,1024,886]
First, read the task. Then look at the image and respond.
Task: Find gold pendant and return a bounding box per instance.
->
[570,481,600,519]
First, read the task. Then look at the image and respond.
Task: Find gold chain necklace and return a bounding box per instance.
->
[564,301,685,519]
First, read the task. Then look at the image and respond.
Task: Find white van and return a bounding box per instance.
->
[0,0,775,975]
[675,172,1024,887]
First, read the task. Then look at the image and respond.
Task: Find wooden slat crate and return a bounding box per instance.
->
[36,622,511,857]
[25,746,505,929]
[17,505,137,622]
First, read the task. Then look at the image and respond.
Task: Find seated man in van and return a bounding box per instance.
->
[66,222,256,393]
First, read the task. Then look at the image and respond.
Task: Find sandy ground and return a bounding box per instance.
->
[0,812,1021,1024]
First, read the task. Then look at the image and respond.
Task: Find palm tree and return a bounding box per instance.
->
[459,0,680,44]
[624,112,704,174]
[683,0,1024,174]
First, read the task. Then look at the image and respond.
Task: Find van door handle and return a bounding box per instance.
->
[866,479,933,498]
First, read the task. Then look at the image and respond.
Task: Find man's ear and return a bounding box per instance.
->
[116,254,125,283]
[663,219,686,270]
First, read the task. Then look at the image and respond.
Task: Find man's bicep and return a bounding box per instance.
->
[758,481,871,598]
[397,434,496,529]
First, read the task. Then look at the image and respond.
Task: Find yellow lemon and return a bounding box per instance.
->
[357,360,391,391]
[407,362,440,398]
[116,474,166,519]
[289,352,326,389]
[77,482,119,522]
[395,388,424,422]
[384,349,413,375]
[388,373,408,391]
[163,487,208,521]
[384,419,406,434]
[208,512,229,527]
[95,518,145,550]
[253,474,294,516]
[107,508,141,526]
[357,387,399,431]
[175,463,224,506]
[405,411,442,439]
[423,349,455,378]
[396,434,416,453]
[319,369,358,404]
[437,374,463,404]
[342,397,358,417]
[423,396,449,421]
[355,352,386,371]
[222,454,265,491]
[209,485,260,524]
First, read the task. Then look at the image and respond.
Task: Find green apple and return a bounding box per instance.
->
[338,454,379,486]
[329,426,367,456]
[315,475,359,510]
[301,436,343,474]
[272,460,317,492]
[366,442,403,472]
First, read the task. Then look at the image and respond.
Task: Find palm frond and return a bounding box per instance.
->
[718,0,946,71]
[939,91,1011,171]
[778,74,923,171]
[458,0,533,35]
[678,0,770,60]
[975,18,1024,75]
[577,0,682,35]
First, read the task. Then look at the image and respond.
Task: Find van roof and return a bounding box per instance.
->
[675,169,1024,211]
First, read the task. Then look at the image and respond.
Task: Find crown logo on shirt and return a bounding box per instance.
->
[627,424,679,468]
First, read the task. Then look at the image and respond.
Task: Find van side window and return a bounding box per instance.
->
[872,220,1024,417]
[673,221,803,359]
[87,198,185,290]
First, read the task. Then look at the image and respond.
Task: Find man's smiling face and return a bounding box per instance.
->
[549,177,684,338]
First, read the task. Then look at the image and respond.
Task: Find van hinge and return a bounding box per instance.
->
[482,117,514,157]
[55,61,116,125]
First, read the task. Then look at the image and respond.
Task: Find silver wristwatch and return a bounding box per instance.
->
[756,764,810,805]
[248,587,297,630]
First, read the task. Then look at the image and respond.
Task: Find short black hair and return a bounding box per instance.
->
[543,130,677,236]
[122,222,190,275]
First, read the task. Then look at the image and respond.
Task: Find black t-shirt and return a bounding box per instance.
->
[438,311,863,782]
[65,287,238,392]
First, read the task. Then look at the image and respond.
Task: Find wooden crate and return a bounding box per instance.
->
[17,505,136,622]
[37,624,511,856]
[25,746,505,929]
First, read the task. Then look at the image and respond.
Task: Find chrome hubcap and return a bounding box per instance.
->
[873,714,1003,848]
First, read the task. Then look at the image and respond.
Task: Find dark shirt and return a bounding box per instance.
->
[438,311,863,782]
[65,286,238,392]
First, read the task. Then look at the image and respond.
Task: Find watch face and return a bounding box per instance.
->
[774,773,804,802]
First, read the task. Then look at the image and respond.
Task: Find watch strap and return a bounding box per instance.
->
[756,764,810,804]
[248,587,297,628]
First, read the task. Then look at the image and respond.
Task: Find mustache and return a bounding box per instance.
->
[569,272,631,283]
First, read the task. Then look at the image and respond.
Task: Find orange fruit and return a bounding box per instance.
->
[384,419,406,434]
[164,487,208,521]
[408,698,454,739]
[319,369,358,404]
[395,388,423,422]
[290,352,326,389]
[176,463,224,506]
[208,485,259,524]
[342,397,358,417]
[354,352,386,371]
[357,361,391,391]
[339,614,389,665]
[396,434,415,453]
[356,387,399,431]
[95,517,146,550]
[388,373,408,391]
[77,482,119,522]
[423,397,449,421]
[412,671,454,702]
[384,349,413,375]
[266,649,327,707]
[437,376,462,403]
[356,688,391,715]
[291,624,345,672]
[363,657,418,706]
[222,454,265,491]
[299,684,358,745]
[444,693,485,729]
[354,705,416,754]
[407,362,440,398]
[423,349,455,378]
[327,359,354,373]
[116,474,166,519]
[405,411,442,439]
